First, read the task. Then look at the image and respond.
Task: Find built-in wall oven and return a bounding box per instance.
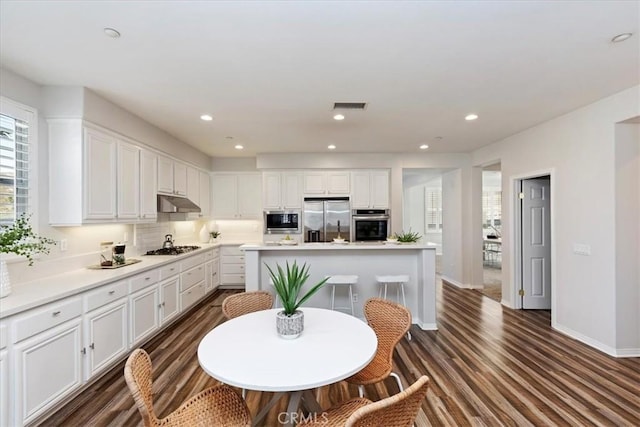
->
[264,210,301,234]
[351,209,390,242]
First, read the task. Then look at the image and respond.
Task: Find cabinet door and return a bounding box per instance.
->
[199,171,211,217]
[14,320,83,425]
[262,172,282,209]
[237,174,262,218]
[173,162,188,196]
[0,349,8,427]
[303,172,326,194]
[282,172,302,208]
[129,286,159,345]
[205,261,213,293]
[327,171,350,194]
[84,127,117,220]
[351,171,371,208]
[160,277,180,324]
[187,166,200,207]
[85,299,128,379]
[211,174,238,218]
[157,155,174,194]
[211,258,220,290]
[140,149,158,220]
[370,170,390,208]
[116,142,140,220]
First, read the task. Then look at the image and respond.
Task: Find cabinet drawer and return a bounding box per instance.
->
[129,270,160,293]
[14,297,82,343]
[222,254,245,264]
[181,265,205,291]
[203,249,214,262]
[221,263,245,274]
[159,262,179,280]
[221,246,243,256]
[180,283,205,310]
[211,248,220,259]
[181,253,205,271]
[222,273,245,284]
[85,280,128,311]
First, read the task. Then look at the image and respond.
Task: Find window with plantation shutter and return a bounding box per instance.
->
[425,188,442,230]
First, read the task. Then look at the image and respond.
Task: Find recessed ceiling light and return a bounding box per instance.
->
[333,114,345,121]
[465,114,479,121]
[200,114,213,121]
[234,145,244,150]
[103,28,121,38]
[611,33,633,43]
[420,144,429,150]
[328,144,336,150]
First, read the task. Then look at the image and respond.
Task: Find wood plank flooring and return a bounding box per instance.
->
[40,282,640,426]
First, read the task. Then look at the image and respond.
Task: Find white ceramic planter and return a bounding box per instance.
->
[276,310,304,339]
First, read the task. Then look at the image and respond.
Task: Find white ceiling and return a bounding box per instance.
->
[1,1,638,158]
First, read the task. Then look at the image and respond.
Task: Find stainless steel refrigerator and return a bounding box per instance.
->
[303,197,350,242]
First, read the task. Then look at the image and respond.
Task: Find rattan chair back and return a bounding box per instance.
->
[222,290,274,319]
[345,375,429,427]
[124,348,251,427]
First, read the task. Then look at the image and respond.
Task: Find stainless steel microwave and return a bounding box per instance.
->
[264,210,301,234]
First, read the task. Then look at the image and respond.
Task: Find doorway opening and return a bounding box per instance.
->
[515,174,552,310]
[481,165,502,302]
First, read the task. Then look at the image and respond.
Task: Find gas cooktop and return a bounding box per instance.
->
[145,245,201,255]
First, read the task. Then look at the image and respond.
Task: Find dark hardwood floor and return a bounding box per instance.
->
[41,281,640,426]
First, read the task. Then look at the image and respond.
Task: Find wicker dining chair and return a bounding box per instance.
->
[299,375,429,426]
[124,349,251,427]
[222,290,274,319]
[346,297,412,397]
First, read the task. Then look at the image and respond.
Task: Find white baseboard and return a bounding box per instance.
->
[419,322,438,330]
[440,276,466,288]
[553,322,640,358]
[500,298,514,308]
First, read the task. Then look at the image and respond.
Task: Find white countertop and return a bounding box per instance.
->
[241,242,436,251]
[0,244,223,319]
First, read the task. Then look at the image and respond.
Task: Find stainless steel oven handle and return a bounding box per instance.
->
[352,215,389,220]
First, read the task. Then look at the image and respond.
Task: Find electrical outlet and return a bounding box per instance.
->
[59,239,68,252]
[352,293,358,303]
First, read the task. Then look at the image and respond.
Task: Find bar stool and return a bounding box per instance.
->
[375,275,411,340]
[326,275,358,316]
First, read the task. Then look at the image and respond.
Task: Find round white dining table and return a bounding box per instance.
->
[198,308,377,426]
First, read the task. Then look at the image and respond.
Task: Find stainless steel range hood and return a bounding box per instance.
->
[157,194,201,213]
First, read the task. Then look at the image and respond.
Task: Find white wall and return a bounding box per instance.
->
[614,123,639,353]
[472,85,640,356]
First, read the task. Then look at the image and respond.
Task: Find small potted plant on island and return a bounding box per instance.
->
[0,214,56,298]
[266,261,329,339]
[392,229,422,244]
[209,231,221,243]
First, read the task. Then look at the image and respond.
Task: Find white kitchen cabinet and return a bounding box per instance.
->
[116,141,140,220]
[174,162,188,196]
[139,149,158,221]
[129,285,159,346]
[199,171,211,217]
[157,155,175,194]
[211,173,262,219]
[159,277,180,324]
[1,323,9,427]
[187,166,200,207]
[220,245,245,288]
[351,170,390,209]
[84,126,118,220]
[84,299,128,379]
[303,170,350,195]
[13,318,83,426]
[263,171,303,209]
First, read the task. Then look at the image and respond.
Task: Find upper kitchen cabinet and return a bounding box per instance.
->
[157,156,187,197]
[303,171,350,195]
[262,171,303,209]
[351,170,390,209]
[186,166,200,207]
[139,150,158,221]
[211,173,261,219]
[48,120,157,225]
[199,171,211,217]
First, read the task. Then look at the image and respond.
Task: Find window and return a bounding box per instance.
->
[0,97,37,225]
[482,190,502,231]
[425,188,443,230]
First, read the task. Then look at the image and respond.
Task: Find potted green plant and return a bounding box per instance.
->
[0,214,56,298]
[393,229,422,243]
[265,260,329,339]
[209,231,221,243]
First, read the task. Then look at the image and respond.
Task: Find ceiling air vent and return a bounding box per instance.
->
[333,102,367,110]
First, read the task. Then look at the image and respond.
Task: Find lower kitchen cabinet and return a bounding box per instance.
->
[84,299,128,379]
[159,276,180,325]
[180,282,205,311]
[220,245,245,288]
[13,319,83,426]
[129,285,159,346]
[1,323,9,427]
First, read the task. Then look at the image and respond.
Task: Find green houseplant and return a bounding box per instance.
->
[1,214,56,298]
[265,260,329,338]
[393,229,422,243]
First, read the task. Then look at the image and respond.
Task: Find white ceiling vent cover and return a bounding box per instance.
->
[333,102,367,110]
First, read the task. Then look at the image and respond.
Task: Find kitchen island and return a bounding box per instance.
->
[242,242,437,329]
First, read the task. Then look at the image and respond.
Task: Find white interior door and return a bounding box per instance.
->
[521,176,551,309]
